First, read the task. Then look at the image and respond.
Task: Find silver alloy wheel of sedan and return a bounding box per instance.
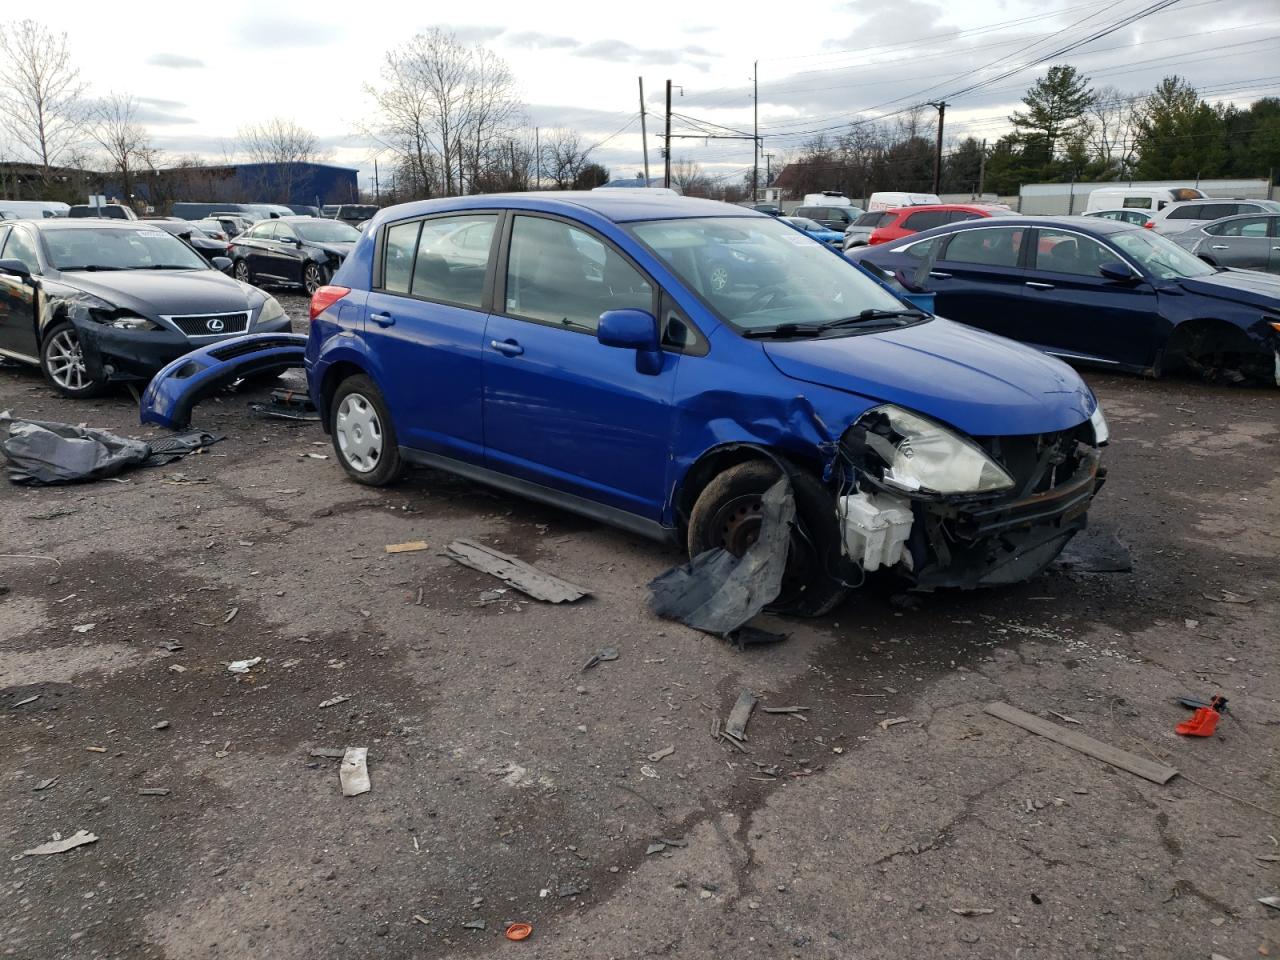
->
[234,259,250,283]
[334,392,382,472]
[45,328,89,391]
[304,263,322,295]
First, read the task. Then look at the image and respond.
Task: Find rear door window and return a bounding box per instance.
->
[408,214,497,308]
[382,221,420,294]
[1165,205,1201,220]
[942,227,1025,267]
[504,215,652,333]
[1034,229,1114,277]
[902,210,949,231]
[1208,217,1268,237]
[855,212,888,227]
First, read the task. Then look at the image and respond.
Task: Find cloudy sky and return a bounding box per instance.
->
[14,0,1279,192]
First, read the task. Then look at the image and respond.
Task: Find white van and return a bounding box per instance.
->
[0,200,70,219]
[1084,186,1206,214]
[867,191,941,212]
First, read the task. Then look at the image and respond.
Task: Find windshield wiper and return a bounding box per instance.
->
[59,264,123,272]
[822,308,926,329]
[741,323,826,339]
[139,264,197,270]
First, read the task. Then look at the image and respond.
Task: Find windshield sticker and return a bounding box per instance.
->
[137,230,168,238]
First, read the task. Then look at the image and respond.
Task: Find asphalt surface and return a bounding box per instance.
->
[1,293,1277,959]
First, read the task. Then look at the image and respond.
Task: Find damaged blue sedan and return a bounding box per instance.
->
[303,192,1109,614]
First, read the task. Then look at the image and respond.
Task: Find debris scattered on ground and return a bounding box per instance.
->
[385,540,428,554]
[950,907,995,916]
[640,765,659,779]
[645,842,666,855]
[309,748,347,759]
[1048,710,1082,725]
[648,478,794,638]
[85,746,106,753]
[647,745,675,763]
[725,689,758,741]
[159,640,183,652]
[445,539,590,603]
[581,648,619,670]
[319,695,351,709]
[72,623,95,634]
[985,702,1178,785]
[223,607,239,624]
[138,788,170,797]
[248,385,320,421]
[226,657,261,674]
[413,915,430,925]
[151,720,170,731]
[1258,896,1280,910]
[505,922,532,941]
[1176,695,1227,737]
[18,830,98,858]
[879,716,910,730]
[0,412,221,485]
[762,705,808,714]
[14,694,40,707]
[1056,523,1132,573]
[33,777,58,791]
[167,664,186,674]
[340,747,370,797]
[1202,590,1255,604]
[462,919,486,930]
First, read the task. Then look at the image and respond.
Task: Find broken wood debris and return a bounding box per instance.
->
[984,701,1178,785]
[19,830,98,858]
[14,694,39,707]
[725,690,757,741]
[761,705,808,714]
[950,907,995,917]
[318,695,351,709]
[445,539,589,603]
[647,745,675,763]
[309,748,347,759]
[385,540,428,554]
[878,716,910,730]
[1048,710,1082,725]
[138,788,170,797]
[33,777,58,792]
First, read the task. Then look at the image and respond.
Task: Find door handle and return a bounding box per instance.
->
[1209,244,1229,250]
[370,312,395,327]
[928,270,952,279]
[489,338,524,357]
[1025,281,1055,290]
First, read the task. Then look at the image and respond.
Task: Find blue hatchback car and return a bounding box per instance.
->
[305,193,1108,614]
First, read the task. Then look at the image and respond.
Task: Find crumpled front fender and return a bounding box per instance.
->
[140,333,307,430]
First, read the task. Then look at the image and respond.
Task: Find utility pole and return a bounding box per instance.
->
[534,127,540,191]
[373,157,380,201]
[664,79,672,189]
[752,61,759,201]
[976,138,986,198]
[638,77,650,186]
[929,101,946,195]
[764,152,774,189]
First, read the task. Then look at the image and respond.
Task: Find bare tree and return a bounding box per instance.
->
[0,20,87,175]
[462,46,522,191]
[671,158,709,196]
[237,117,322,202]
[543,128,592,189]
[89,93,156,209]
[1084,84,1139,179]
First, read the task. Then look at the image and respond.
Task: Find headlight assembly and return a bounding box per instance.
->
[108,316,160,331]
[854,404,1015,496]
[257,296,286,326]
[1089,403,1110,446]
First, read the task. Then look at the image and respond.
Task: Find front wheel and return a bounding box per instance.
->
[329,374,404,486]
[40,322,108,399]
[687,459,848,618]
[303,262,327,296]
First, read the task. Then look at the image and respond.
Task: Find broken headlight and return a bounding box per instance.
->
[108,316,160,331]
[256,296,285,327]
[854,404,1015,496]
[1089,403,1110,446]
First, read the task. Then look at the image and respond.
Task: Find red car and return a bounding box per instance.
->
[867,204,1015,245]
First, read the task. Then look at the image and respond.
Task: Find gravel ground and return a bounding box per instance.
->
[1,293,1277,959]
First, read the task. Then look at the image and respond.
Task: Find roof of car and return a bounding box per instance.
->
[380,191,761,225]
[22,217,156,230]
[894,215,1141,242]
[886,203,1013,214]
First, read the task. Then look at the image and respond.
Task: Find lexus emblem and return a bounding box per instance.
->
[206,317,225,333]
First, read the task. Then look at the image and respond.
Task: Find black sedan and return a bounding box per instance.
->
[146,219,230,259]
[850,216,1280,384]
[228,216,360,294]
[0,219,290,398]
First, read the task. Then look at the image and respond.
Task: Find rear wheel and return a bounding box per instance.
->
[687,459,848,618]
[329,374,404,486]
[40,322,107,399]
[233,259,252,284]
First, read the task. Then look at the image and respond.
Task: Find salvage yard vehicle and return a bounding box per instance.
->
[1143,198,1280,235]
[780,215,845,248]
[0,219,290,398]
[146,219,230,259]
[1083,208,1152,226]
[296,192,1108,614]
[851,215,1280,384]
[1084,185,1205,214]
[1168,212,1280,274]
[867,203,1016,246]
[227,216,360,294]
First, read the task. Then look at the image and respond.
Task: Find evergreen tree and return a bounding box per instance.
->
[1132,76,1228,179]
[1010,65,1095,180]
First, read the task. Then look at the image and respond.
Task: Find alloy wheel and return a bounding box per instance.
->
[304,264,321,295]
[46,329,90,392]
[234,260,250,283]
[334,393,383,473]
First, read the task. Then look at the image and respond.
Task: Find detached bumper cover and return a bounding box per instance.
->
[139,333,308,430]
[73,314,291,383]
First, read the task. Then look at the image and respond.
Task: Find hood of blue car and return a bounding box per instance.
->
[762,317,1096,436]
[1176,268,1280,309]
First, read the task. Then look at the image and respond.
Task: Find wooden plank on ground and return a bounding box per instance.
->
[984,701,1178,785]
[725,690,757,741]
[445,539,590,603]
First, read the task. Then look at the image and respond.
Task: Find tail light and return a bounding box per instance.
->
[309,285,350,321]
[1143,220,1155,229]
[868,229,886,245]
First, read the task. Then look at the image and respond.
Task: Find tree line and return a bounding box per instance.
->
[778,66,1280,200]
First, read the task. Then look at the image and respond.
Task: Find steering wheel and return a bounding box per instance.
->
[744,284,789,313]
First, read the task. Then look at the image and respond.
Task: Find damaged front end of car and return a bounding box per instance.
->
[832,403,1107,589]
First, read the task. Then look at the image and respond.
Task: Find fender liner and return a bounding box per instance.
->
[139,333,307,430]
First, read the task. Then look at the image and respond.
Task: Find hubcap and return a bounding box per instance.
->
[335,393,383,473]
[46,330,89,391]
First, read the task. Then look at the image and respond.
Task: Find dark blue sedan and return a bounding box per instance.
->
[293,193,1107,613]
[850,216,1280,384]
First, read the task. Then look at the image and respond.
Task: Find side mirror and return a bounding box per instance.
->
[597,308,662,374]
[0,258,33,281]
[1099,261,1138,283]
[211,256,233,274]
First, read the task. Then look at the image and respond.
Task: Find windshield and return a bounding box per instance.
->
[629,216,910,333]
[295,220,361,243]
[44,227,209,271]
[1111,229,1215,279]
